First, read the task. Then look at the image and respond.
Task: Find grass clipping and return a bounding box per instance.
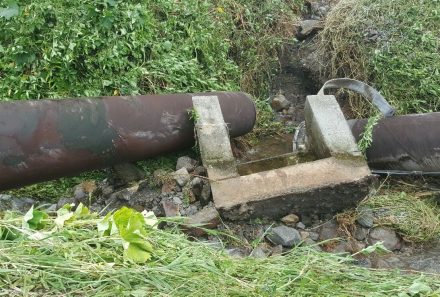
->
[1,207,440,296]
[361,192,440,243]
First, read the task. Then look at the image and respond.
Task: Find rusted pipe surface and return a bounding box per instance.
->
[0,92,256,190]
[348,112,440,173]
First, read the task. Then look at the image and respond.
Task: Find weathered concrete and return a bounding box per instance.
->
[212,157,374,220]
[192,96,239,181]
[304,94,361,158]
[194,94,375,221]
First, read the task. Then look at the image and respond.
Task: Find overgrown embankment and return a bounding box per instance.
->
[0,0,301,99]
[319,0,440,116]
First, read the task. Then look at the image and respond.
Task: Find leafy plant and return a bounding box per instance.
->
[22,205,48,230]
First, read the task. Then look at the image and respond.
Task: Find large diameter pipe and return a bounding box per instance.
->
[0,92,256,190]
[348,112,440,173]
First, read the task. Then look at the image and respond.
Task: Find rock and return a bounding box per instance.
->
[368,227,401,251]
[270,94,290,112]
[226,248,246,258]
[153,169,168,186]
[57,197,75,209]
[0,195,36,213]
[374,256,406,270]
[109,185,139,201]
[298,20,323,38]
[327,241,349,254]
[318,220,340,241]
[203,238,224,251]
[296,222,306,230]
[347,240,367,253]
[112,163,145,184]
[176,156,198,172]
[300,231,310,240]
[193,166,207,177]
[271,245,284,256]
[191,177,203,188]
[73,185,89,205]
[250,245,268,258]
[161,181,175,194]
[307,1,331,18]
[356,205,374,228]
[101,184,114,197]
[301,215,312,226]
[302,238,322,251]
[173,168,190,187]
[266,226,301,248]
[184,206,220,236]
[190,177,203,198]
[281,213,300,225]
[184,204,200,216]
[161,199,180,217]
[309,232,319,241]
[200,183,212,205]
[408,257,440,274]
[355,257,372,268]
[353,225,369,241]
[286,106,296,115]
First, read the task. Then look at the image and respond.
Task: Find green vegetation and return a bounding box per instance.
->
[0,0,301,102]
[1,207,439,296]
[319,0,440,117]
[0,0,301,199]
[360,191,440,243]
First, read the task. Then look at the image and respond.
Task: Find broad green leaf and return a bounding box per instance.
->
[97,212,113,236]
[0,2,19,20]
[113,207,154,262]
[142,210,158,229]
[357,242,390,255]
[74,203,90,217]
[124,242,152,263]
[22,206,48,230]
[55,208,74,228]
[408,281,432,295]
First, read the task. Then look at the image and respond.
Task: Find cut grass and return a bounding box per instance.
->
[0,211,439,296]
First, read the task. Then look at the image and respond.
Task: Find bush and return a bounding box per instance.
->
[319,0,440,116]
[0,0,301,100]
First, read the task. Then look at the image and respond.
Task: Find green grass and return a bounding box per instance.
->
[1,209,439,296]
[319,0,440,117]
[359,191,440,243]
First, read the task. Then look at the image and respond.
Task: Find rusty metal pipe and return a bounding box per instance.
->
[348,112,440,174]
[0,92,256,190]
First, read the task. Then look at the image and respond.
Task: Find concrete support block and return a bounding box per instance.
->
[212,157,375,220]
[192,96,238,181]
[305,95,361,158]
